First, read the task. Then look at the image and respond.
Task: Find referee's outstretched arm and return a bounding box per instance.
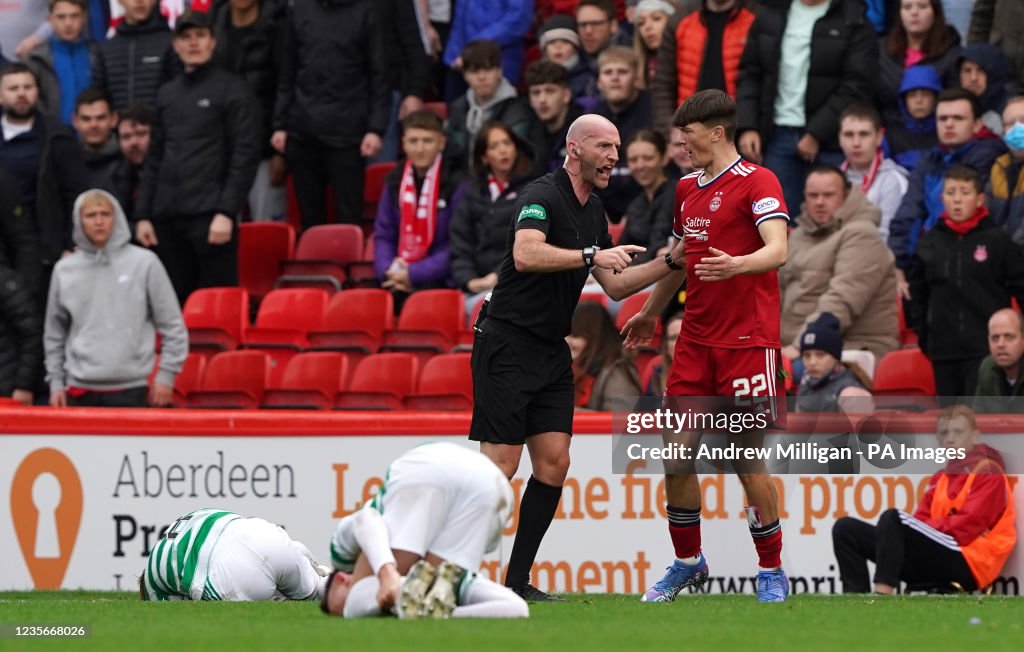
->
[593,239,687,301]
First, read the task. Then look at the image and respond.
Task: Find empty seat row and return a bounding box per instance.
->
[176,350,472,411]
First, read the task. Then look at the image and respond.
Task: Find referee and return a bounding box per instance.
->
[470,114,687,601]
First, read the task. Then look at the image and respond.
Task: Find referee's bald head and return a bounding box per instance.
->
[566,114,617,151]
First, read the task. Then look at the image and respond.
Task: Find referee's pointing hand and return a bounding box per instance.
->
[594,244,646,273]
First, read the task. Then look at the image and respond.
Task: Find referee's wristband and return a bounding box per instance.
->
[664,251,682,270]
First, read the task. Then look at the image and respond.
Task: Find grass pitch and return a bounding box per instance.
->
[1,592,1022,652]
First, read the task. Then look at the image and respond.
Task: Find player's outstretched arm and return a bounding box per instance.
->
[592,245,679,301]
[694,218,787,281]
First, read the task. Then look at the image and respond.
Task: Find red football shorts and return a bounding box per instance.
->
[665,340,787,429]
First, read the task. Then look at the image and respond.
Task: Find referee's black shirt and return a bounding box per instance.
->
[487,167,612,342]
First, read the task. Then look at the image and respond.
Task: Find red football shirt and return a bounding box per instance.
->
[672,157,789,349]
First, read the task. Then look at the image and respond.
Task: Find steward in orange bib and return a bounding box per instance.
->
[832,405,1016,593]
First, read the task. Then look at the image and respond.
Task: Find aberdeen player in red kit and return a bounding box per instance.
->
[621,90,791,603]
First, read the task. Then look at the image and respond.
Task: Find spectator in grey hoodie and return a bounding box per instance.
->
[44,189,187,408]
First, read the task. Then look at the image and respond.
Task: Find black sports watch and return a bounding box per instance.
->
[664,251,683,270]
[582,246,598,268]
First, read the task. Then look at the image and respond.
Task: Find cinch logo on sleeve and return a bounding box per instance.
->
[752,197,781,215]
[518,204,547,222]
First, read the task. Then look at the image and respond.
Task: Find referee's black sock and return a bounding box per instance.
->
[504,475,562,588]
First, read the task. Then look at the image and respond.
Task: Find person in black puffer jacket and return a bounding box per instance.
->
[909,165,1024,399]
[213,0,287,221]
[735,0,877,215]
[272,0,390,228]
[449,121,538,311]
[0,262,41,404]
[134,11,260,305]
[93,0,178,111]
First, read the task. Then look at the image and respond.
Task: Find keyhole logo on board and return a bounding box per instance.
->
[11,448,83,589]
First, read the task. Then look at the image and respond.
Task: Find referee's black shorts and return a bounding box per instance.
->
[469,318,574,445]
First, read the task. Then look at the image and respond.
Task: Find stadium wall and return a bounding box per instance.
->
[1,408,1022,596]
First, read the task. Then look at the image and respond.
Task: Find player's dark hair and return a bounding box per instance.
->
[937,87,982,121]
[943,164,983,193]
[0,62,37,84]
[806,165,852,192]
[49,0,87,11]
[119,103,156,127]
[319,570,339,615]
[576,0,616,21]
[672,89,736,142]
[472,121,534,179]
[401,108,445,134]
[524,60,569,88]
[627,129,667,157]
[74,87,113,113]
[839,102,883,132]
[461,39,502,72]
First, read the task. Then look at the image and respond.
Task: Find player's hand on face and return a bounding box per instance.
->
[594,244,645,273]
[695,247,742,281]
[376,564,401,611]
[620,312,657,349]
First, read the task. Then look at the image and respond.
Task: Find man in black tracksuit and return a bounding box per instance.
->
[135,11,260,305]
[272,0,389,228]
[93,0,178,111]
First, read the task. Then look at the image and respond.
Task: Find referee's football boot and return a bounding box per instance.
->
[641,553,709,602]
[420,561,463,618]
[508,582,566,602]
[396,560,437,619]
[756,568,789,602]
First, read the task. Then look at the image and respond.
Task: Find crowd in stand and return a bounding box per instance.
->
[1,0,1024,411]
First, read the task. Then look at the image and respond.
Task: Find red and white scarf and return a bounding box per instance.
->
[397,154,443,263]
[487,174,508,202]
[841,147,884,194]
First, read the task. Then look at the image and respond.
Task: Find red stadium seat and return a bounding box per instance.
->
[335,352,419,410]
[363,162,395,220]
[403,352,473,411]
[308,289,394,366]
[186,350,269,409]
[277,224,364,292]
[874,348,936,396]
[381,289,465,358]
[422,102,448,121]
[262,352,350,410]
[242,288,329,384]
[172,353,207,406]
[239,222,296,301]
[182,287,250,354]
[243,288,329,349]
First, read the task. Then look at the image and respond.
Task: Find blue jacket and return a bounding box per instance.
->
[443,0,534,86]
[885,64,941,172]
[887,135,1007,270]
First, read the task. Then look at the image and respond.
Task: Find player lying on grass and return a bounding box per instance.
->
[140,508,329,601]
[321,442,529,619]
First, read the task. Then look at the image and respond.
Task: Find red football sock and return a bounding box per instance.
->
[750,521,783,569]
[667,505,701,559]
